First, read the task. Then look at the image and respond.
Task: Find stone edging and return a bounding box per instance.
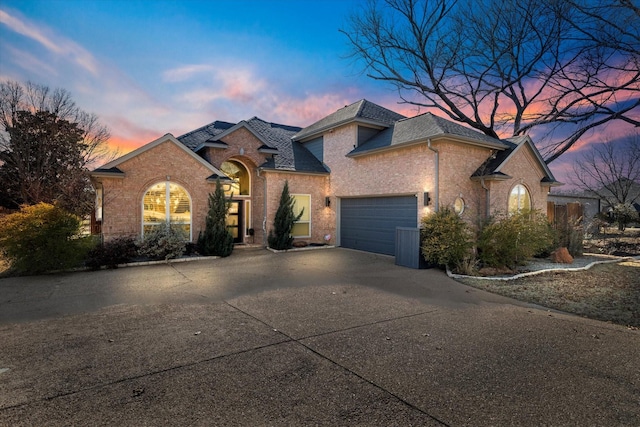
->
[116,255,220,268]
[447,255,639,281]
[266,245,336,254]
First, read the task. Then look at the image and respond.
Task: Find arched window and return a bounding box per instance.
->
[221,160,250,196]
[508,184,531,213]
[142,182,191,239]
[454,197,465,215]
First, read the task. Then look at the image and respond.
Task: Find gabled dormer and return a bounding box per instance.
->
[292,99,406,163]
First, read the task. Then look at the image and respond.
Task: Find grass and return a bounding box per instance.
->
[456,260,640,328]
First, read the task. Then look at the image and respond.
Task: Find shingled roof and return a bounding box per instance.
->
[244,118,326,173]
[292,99,406,141]
[471,135,560,185]
[348,112,508,156]
[177,117,327,174]
[177,120,235,150]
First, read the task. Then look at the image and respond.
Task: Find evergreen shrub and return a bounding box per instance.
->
[268,181,303,250]
[0,203,91,274]
[85,236,138,269]
[138,224,187,260]
[197,179,234,257]
[477,210,556,269]
[420,207,473,271]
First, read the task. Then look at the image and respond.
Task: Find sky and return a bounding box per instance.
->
[0,0,636,189]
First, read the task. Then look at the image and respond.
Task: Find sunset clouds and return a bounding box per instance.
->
[1,0,621,187]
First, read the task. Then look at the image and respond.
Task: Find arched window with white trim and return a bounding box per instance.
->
[508,184,531,214]
[142,182,192,239]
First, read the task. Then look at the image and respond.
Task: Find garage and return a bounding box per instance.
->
[340,195,418,256]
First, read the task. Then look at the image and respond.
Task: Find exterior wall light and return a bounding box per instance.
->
[423,192,431,206]
[325,196,331,207]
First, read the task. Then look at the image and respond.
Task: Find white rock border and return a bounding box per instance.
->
[447,254,639,281]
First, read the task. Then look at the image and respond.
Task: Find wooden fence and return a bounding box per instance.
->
[547,201,583,229]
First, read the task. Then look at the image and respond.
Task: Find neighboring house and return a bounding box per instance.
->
[91,99,559,256]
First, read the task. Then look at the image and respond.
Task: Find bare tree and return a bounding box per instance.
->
[0,80,115,215]
[342,0,640,164]
[0,81,114,167]
[570,133,640,210]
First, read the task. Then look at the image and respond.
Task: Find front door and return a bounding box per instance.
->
[226,201,243,243]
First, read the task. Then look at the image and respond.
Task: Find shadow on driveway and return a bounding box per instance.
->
[1,248,639,425]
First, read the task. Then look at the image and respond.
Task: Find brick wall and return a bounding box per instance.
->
[323,123,492,224]
[262,172,332,245]
[96,138,219,241]
[488,143,549,215]
[202,127,273,245]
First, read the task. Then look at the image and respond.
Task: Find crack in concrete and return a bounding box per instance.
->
[224,301,449,426]
[1,301,447,426]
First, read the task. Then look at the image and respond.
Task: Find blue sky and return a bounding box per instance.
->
[1,0,406,151]
[1,0,630,186]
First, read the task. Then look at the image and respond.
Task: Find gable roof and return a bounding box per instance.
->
[178,116,327,174]
[472,135,561,186]
[292,99,406,141]
[93,133,226,177]
[348,112,508,156]
[177,120,236,151]
[242,118,327,173]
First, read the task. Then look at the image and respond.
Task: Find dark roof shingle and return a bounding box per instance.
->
[293,99,406,141]
[177,120,235,150]
[349,112,507,156]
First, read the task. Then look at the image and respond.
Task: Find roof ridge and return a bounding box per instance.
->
[177,119,236,139]
[355,99,367,117]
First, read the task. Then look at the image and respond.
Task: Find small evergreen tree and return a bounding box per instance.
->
[268,181,303,250]
[197,179,234,257]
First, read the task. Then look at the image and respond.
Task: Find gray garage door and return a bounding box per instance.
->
[340,196,417,255]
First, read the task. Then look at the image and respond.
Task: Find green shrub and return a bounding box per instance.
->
[0,203,91,274]
[420,207,473,271]
[477,210,556,269]
[268,181,303,250]
[197,179,234,257]
[86,236,138,269]
[138,224,187,260]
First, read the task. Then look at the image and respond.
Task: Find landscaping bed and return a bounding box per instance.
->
[456,260,640,328]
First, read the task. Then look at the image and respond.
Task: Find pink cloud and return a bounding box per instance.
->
[0,8,98,75]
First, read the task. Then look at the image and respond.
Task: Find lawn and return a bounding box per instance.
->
[456,260,640,328]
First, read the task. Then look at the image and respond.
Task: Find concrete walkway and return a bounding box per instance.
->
[1,248,638,426]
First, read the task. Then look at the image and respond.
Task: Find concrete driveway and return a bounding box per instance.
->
[1,247,638,426]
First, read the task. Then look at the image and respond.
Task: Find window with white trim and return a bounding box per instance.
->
[291,194,311,237]
[142,182,191,239]
[508,184,531,213]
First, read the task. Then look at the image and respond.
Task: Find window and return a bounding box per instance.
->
[509,184,531,213]
[454,197,465,215]
[221,160,250,196]
[142,182,191,239]
[291,194,311,237]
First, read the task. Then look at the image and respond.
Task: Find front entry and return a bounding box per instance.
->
[226,201,243,243]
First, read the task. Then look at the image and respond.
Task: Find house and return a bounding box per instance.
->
[91,99,560,256]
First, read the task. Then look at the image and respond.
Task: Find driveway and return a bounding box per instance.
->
[1,247,639,426]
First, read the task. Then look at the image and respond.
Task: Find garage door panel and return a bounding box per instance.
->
[340,196,417,255]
